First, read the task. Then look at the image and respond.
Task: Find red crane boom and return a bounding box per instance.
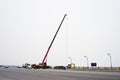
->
[42,14,67,64]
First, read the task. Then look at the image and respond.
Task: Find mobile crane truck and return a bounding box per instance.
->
[31,14,67,69]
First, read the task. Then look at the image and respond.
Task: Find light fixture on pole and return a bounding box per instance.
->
[107,53,112,69]
[84,56,89,68]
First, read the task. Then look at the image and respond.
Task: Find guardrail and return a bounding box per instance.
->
[69,67,120,71]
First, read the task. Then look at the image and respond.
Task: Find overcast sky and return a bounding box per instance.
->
[0,0,120,67]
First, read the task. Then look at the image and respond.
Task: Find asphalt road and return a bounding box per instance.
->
[0,68,120,80]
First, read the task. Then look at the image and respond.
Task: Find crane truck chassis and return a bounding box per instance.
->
[31,14,67,69]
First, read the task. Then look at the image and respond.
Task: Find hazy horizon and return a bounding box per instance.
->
[0,0,120,67]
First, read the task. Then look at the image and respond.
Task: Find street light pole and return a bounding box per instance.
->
[84,56,89,68]
[107,53,112,69]
[68,57,72,64]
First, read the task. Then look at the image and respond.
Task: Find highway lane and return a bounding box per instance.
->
[0,68,120,80]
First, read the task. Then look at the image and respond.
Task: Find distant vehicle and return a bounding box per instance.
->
[4,66,9,68]
[17,66,22,68]
[54,66,67,70]
[22,63,32,69]
[0,65,8,68]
